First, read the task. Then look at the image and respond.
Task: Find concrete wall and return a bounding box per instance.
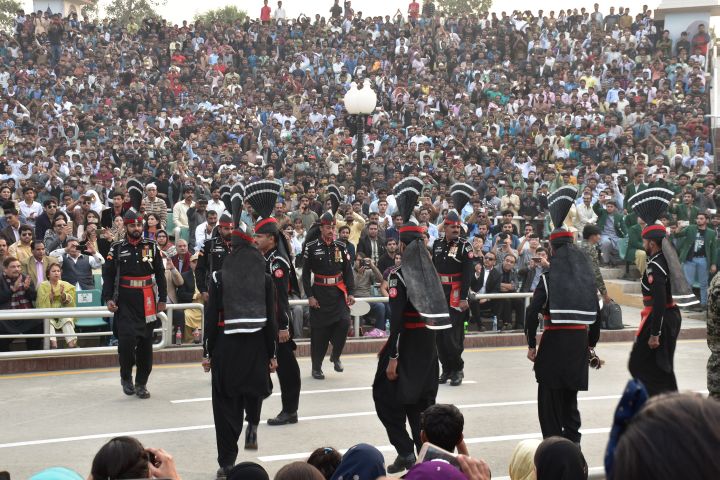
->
[663,12,712,52]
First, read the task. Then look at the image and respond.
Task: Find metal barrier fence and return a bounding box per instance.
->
[0,293,532,358]
[0,303,204,359]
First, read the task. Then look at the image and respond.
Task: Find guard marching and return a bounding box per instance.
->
[301,185,355,380]
[524,185,601,443]
[373,177,451,474]
[203,184,277,479]
[102,179,167,399]
[433,183,476,386]
[246,179,302,425]
[627,187,692,397]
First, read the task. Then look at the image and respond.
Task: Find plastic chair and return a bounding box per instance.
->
[75,289,108,331]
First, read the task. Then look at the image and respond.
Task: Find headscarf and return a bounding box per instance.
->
[403,460,467,480]
[508,439,541,480]
[534,437,588,480]
[227,462,270,480]
[604,379,649,479]
[329,443,386,480]
[84,189,104,214]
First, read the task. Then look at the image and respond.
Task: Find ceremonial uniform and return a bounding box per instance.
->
[102,223,167,396]
[195,232,231,295]
[301,234,355,376]
[372,177,451,474]
[432,233,474,382]
[525,185,601,444]
[205,185,276,476]
[628,251,682,396]
[627,187,691,398]
[373,265,438,457]
[266,247,302,418]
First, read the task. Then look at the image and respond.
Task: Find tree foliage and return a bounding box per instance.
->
[0,0,22,33]
[194,6,247,25]
[80,0,100,19]
[436,0,492,16]
[105,0,166,26]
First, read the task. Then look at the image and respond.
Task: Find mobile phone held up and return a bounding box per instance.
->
[417,442,461,470]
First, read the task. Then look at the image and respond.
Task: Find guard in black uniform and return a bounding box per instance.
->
[246,180,302,426]
[302,185,355,380]
[524,186,601,444]
[433,184,475,386]
[196,210,233,302]
[203,184,277,479]
[102,179,167,399]
[627,188,689,397]
[373,177,451,474]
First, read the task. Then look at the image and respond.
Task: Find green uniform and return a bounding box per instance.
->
[579,241,607,296]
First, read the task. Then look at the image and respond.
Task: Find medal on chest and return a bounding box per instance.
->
[334,247,342,263]
[141,245,154,263]
[448,245,458,258]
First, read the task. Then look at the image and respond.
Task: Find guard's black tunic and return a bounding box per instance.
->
[195,235,231,294]
[525,273,600,443]
[266,247,301,414]
[432,236,475,373]
[204,267,277,468]
[301,237,355,370]
[102,237,167,386]
[629,251,682,396]
[373,266,438,457]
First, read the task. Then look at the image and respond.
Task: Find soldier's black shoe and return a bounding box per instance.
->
[135,385,151,399]
[216,466,233,480]
[244,424,258,450]
[438,371,450,384]
[386,453,416,474]
[312,369,325,380]
[121,379,135,396]
[267,411,298,426]
[333,359,344,372]
[450,370,464,386]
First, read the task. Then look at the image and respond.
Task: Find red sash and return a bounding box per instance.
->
[120,275,156,322]
[637,298,676,337]
[314,273,349,305]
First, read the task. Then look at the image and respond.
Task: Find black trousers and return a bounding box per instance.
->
[0,323,43,352]
[276,341,301,413]
[496,298,526,328]
[537,384,581,444]
[310,318,349,371]
[374,391,432,457]
[437,309,466,373]
[118,328,154,386]
[212,385,263,468]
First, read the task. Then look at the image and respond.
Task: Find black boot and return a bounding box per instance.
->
[135,384,151,399]
[450,370,464,386]
[216,466,234,480]
[121,378,135,396]
[244,424,258,450]
[312,369,325,380]
[387,453,416,474]
[333,359,344,372]
[267,411,299,426]
[438,371,450,384]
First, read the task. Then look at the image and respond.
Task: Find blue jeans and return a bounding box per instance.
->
[683,256,708,305]
[368,303,388,330]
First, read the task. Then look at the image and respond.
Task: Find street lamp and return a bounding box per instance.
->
[344,79,377,190]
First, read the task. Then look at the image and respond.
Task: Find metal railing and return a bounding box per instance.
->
[0,303,204,359]
[0,293,532,358]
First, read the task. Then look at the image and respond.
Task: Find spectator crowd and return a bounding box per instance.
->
[0,0,715,348]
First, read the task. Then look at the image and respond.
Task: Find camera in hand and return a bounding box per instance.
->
[417,442,461,470]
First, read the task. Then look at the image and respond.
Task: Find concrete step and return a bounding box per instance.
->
[605,279,642,294]
[600,267,625,280]
[606,280,644,308]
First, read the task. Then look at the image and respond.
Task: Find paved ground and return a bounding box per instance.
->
[0,338,710,479]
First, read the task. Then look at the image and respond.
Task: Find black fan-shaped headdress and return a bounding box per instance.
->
[450,183,475,214]
[327,184,341,216]
[629,187,674,237]
[394,176,423,224]
[245,180,281,221]
[220,185,232,214]
[126,178,144,213]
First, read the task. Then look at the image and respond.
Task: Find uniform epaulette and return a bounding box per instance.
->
[305,238,320,247]
[333,239,347,248]
[270,253,291,269]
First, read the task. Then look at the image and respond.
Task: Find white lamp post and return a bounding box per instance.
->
[343,79,377,190]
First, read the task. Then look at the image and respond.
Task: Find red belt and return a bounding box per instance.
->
[313,273,349,304]
[314,273,343,285]
[641,296,676,308]
[439,273,461,284]
[439,273,462,308]
[637,299,676,337]
[120,275,154,288]
[544,325,587,331]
